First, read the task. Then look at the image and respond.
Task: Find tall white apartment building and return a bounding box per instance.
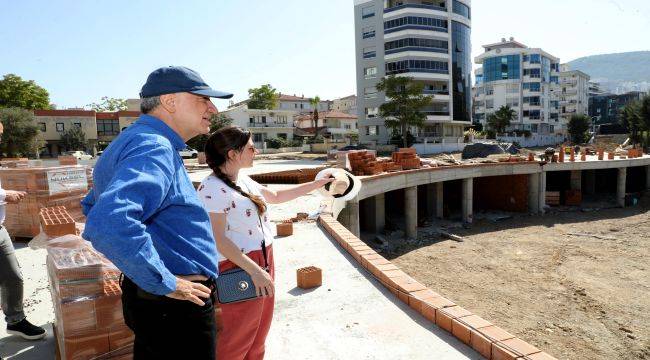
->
[354,0,472,146]
[558,64,590,125]
[474,38,563,143]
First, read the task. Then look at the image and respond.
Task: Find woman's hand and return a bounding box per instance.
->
[249,267,274,297]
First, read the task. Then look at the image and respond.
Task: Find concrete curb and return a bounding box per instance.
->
[317,213,558,360]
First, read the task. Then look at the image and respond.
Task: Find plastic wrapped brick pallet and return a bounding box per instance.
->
[0,165,92,237]
[43,235,133,360]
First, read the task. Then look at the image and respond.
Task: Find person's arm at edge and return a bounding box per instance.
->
[258,178,332,204]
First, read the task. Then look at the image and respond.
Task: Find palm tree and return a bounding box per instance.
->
[486,105,516,135]
[309,96,321,128]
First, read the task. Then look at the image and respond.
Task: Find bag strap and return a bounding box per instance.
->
[258,214,269,271]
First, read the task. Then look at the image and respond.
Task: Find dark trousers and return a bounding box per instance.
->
[120,276,217,360]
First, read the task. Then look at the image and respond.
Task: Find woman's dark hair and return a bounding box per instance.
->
[204,126,266,214]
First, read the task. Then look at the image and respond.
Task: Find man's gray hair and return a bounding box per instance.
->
[140,96,161,114]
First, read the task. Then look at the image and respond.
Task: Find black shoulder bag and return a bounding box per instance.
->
[215,215,270,304]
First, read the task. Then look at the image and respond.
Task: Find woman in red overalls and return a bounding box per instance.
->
[198,126,332,360]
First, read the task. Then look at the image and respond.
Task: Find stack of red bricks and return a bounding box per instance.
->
[58,156,78,166]
[0,165,92,237]
[628,148,644,158]
[392,148,421,170]
[41,206,134,359]
[347,151,382,176]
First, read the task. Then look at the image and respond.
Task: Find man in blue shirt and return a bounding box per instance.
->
[82,66,232,359]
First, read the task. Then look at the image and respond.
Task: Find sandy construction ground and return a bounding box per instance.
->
[388,201,650,360]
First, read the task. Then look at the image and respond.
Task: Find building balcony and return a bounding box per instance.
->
[385,47,448,56]
[248,122,293,128]
[384,1,447,14]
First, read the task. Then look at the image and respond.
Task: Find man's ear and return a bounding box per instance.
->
[159,94,176,113]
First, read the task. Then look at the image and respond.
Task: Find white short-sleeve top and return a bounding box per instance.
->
[198,173,274,263]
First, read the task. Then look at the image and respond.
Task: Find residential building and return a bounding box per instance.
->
[295,110,358,140]
[354,0,472,146]
[221,105,295,148]
[274,94,331,112]
[558,64,590,125]
[332,95,358,115]
[589,91,647,125]
[34,110,140,156]
[588,81,607,97]
[474,38,562,142]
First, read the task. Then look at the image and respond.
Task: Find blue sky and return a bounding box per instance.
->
[1,0,648,109]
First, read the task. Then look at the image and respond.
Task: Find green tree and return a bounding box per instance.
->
[486,105,516,135]
[87,96,128,112]
[60,125,87,151]
[0,108,40,157]
[619,101,642,144]
[375,75,431,148]
[0,74,53,110]
[186,113,233,151]
[247,84,279,110]
[640,95,650,147]
[309,95,321,128]
[568,114,591,144]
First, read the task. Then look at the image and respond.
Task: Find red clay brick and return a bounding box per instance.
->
[470,330,493,359]
[408,289,440,313]
[436,306,472,333]
[452,315,492,346]
[475,325,516,342]
[297,266,322,289]
[423,296,456,310]
[492,337,540,360]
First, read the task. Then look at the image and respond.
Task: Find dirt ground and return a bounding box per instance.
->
[387,201,650,360]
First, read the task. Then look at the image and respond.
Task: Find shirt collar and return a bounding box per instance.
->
[137,114,187,150]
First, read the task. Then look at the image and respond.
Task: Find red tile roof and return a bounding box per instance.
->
[34,110,95,117]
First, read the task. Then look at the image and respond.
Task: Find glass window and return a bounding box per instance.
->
[364,66,377,79]
[253,133,263,143]
[363,46,376,59]
[56,123,64,132]
[385,59,448,75]
[385,38,448,53]
[452,0,471,19]
[529,54,541,64]
[364,87,378,99]
[362,6,374,18]
[383,16,448,33]
[483,55,521,82]
[366,126,378,136]
[365,107,379,118]
[362,26,375,39]
[39,122,46,132]
[523,82,541,92]
[74,122,81,128]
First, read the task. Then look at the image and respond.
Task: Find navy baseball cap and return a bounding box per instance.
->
[140,66,233,99]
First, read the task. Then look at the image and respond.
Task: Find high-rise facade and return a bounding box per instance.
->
[558,64,590,125]
[354,0,472,146]
[474,38,562,141]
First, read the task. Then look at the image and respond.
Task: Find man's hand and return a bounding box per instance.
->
[165,275,211,306]
[5,190,26,204]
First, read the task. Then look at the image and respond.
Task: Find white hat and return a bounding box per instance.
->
[315,168,362,201]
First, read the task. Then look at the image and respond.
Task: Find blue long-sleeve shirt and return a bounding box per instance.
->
[82,114,218,295]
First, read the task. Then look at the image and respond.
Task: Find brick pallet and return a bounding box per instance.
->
[0,165,92,237]
[40,206,133,359]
